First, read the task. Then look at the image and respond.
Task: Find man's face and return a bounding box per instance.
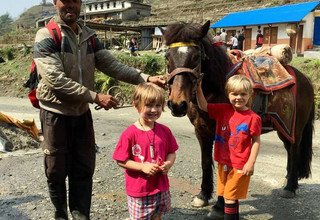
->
[54,0,81,25]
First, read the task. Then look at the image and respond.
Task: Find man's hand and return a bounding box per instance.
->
[94,93,119,110]
[147,75,167,89]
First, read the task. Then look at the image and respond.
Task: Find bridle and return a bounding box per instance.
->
[166,42,203,84]
[166,41,205,98]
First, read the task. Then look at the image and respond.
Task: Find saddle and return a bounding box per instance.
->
[228,50,297,143]
[228,50,295,92]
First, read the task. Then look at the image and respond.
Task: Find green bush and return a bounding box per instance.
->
[112,51,165,75]
[291,57,320,118]
[94,51,166,104]
[95,72,117,93]
[0,47,15,60]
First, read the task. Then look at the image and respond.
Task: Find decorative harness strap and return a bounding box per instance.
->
[169,42,197,48]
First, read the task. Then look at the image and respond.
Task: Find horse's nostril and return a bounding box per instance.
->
[167,100,173,110]
[180,101,188,110]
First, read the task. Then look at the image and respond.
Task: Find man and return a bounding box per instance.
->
[229,33,238,50]
[256,29,264,49]
[237,30,245,51]
[220,29,227,44]
[34,0,165,219]
[128,37,139,56]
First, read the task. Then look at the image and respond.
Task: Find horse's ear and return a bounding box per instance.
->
[201,20,211,38]
[159,26,166,35]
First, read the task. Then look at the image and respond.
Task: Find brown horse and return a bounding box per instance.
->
[162,21,314,207]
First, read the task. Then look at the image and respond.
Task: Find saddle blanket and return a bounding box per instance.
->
[229,51,296,92]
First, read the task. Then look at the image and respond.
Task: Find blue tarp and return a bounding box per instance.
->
[211,1,320,28]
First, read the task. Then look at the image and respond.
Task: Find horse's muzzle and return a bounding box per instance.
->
[167,100,188,117]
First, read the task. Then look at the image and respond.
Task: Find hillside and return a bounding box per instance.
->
[14,0,316,28]
[14,3,55,28]
[128,0,315,26]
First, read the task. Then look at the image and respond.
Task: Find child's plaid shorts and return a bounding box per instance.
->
[127,190,171,220]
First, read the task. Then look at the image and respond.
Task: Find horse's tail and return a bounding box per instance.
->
[298,103,314,179]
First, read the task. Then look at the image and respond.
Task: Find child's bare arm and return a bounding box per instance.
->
[160,153,176,174]
[196,81,208,112]
[117,160,160,176]
[242,135,260,176]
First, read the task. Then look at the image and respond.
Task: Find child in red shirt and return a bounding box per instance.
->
[197,75,261,220]
[113,82,178,220]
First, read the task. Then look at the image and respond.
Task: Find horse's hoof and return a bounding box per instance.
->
[191,196,208,207]
[280,189,295,198]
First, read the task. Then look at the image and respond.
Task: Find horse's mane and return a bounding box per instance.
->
[164,22,231,99]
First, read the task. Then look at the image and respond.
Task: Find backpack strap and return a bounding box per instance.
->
[89,35,97,53]
[46,19,62,47]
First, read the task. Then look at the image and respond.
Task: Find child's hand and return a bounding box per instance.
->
[242,161,254,176]
[158,161,173,174]
[141,163,160,176]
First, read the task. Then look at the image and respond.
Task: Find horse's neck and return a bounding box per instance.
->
[205,93,228,104]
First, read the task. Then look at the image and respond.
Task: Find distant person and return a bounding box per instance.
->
[212,32,222,43]
[128,37,139,56]
[197,75,261,220]
[237,30,245,50]
[213,30,227,52]
[228,33,238,50]
[220,29,227,44]
[256,29,264,49]
[113,83,179,220]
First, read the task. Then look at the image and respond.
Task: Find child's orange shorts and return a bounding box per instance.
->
[216,163,251,200]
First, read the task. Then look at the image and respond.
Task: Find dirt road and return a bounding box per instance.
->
[0,97,319,220]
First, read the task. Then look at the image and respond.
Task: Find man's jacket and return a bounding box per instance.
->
[34,15,147,116]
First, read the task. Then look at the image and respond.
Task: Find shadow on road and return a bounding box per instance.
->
[242,183,320,220]
[0,195,43,219]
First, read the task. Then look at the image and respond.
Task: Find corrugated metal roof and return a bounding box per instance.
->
[211,1,320,28]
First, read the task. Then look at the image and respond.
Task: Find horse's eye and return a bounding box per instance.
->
[190,53,201,65]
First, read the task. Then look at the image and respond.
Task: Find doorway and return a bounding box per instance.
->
[244,28,252,50]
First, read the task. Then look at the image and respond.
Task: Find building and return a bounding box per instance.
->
[84,0,151,23]
[211,1,320,54]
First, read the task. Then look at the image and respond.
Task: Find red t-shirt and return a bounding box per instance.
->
[113,122,179,197]
[208,103,261,169]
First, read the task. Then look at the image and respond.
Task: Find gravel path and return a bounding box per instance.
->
[0,97,319,220]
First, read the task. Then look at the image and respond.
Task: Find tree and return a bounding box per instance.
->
[0,13,13,36]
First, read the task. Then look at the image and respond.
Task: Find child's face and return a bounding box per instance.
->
[228,91,251,111]
[138,102,163,123]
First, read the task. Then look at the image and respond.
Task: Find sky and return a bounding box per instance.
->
[0,0,46,19]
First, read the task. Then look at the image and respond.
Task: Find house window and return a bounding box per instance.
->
[94,4,98,10]
[122,2,125,8]
[89,5,92,11]
[107,3,110,8]
[137,10,141,15]
[263,27,278,44]
[101,4,104,9]
[113,2,116,8]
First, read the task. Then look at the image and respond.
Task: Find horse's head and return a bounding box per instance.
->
[163,21,211,117]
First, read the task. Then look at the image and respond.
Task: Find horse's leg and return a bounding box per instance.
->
[188,109,215,207]
[192,126,214,207]
[277,103,314,198]
[277,135,298,198]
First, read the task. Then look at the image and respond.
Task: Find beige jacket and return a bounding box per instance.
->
[34,16,147,116]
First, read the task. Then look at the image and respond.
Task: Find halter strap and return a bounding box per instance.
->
[169,42,197,48]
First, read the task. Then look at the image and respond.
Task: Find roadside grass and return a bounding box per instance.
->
[0,48,319,117]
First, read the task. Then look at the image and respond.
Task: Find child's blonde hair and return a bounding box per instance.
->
[225,75,253,95]
[132,82,165,111]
